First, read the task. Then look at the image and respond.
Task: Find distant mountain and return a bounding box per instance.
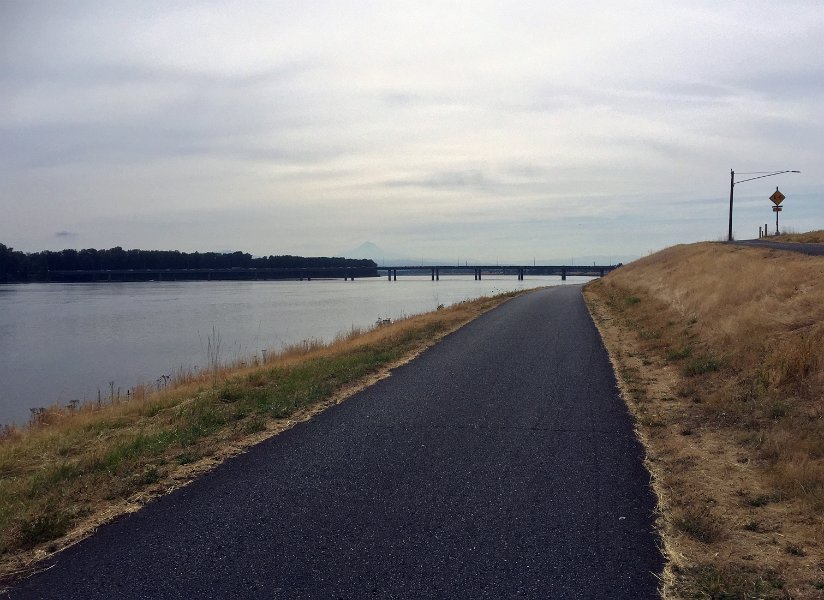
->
[347,242,411,264]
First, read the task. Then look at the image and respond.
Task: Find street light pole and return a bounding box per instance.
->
[727,169,800,241]
[728,169,735,242]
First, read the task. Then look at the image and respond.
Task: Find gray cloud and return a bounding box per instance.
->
[1,1,823,260]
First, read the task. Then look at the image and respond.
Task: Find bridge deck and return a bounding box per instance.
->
[378,265,620,281]
[45,265,619,282]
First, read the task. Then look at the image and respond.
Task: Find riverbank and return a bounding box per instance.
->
[584,241,824,599]
[2,276,564,427]
[0,290,526,584]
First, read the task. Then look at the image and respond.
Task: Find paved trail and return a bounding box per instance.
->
[731,239,824,256]
[7,285,662,599]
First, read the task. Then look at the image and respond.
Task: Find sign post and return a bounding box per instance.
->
[727,170,799,241]
[770,187,785,235]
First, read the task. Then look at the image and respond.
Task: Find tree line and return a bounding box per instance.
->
[0,244,377,282]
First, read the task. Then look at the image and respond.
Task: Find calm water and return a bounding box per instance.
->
[0,275,589,426]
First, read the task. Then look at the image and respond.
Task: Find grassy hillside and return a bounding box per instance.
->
[585,242,824,599]
[774,230,824,243]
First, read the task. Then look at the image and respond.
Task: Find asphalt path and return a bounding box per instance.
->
[730,239,824,256]
[6,285,663,599]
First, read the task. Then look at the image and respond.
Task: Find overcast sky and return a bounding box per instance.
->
[2,1,822,262]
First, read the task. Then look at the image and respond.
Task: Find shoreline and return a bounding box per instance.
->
[0,290,530,586]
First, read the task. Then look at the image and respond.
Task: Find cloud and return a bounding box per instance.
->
[1,1,823,260]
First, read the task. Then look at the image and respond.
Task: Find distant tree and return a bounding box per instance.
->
[0,243,19,281]
[0,245,377,282]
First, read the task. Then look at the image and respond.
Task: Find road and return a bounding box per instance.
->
[730,239,824,256]
[6,285,663,599]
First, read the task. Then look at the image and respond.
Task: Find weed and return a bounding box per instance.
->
[683,354,722,377]
[666,346,693,361]
[639,329,660,340]
[619,365,642,385]
[139,466,161,485]
[685,563,785,599]
[766,400,789,420]
[241,416,266,435]
[176,452,197,465]
[15,507,78,549]
[673,508,726,545]
[626,295,641,305]
[637,414,664,427]
[743,520,762,532]
[748,494,774,507]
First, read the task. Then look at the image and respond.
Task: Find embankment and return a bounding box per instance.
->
[585,241,824,599]
[0,291,524,584]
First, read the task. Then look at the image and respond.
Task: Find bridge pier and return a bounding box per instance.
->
[561,268,566,281]
[517,268,524,281]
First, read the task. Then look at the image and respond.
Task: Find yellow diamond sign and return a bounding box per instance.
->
[770,188,786,206]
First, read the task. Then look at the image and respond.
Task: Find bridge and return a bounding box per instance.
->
[44,264,620,283]
[379,264,620,281]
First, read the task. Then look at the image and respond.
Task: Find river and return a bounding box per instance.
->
[0,275,590,426]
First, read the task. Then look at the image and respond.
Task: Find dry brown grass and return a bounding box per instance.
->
[0,291,525,586]
[585,242,824,599]
[774,230,824,243]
